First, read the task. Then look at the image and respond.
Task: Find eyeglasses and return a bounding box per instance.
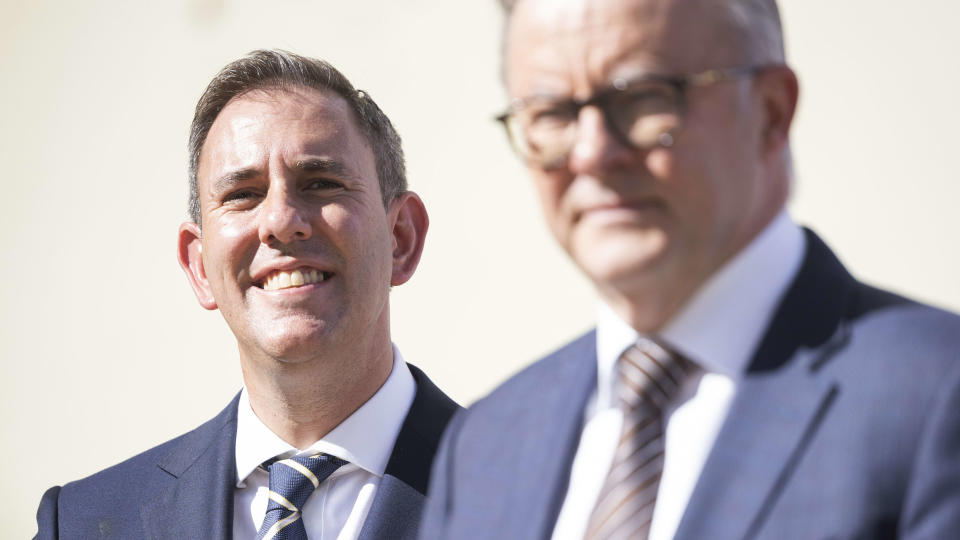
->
[495,65,774,169]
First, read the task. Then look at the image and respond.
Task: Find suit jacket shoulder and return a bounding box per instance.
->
[750,229,960,374]
[35,394,240,539]
[677,229,960,539]
[422,331,598,539]
[471,330,596,419]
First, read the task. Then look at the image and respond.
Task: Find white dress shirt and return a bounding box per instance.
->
[232,345,416,540]
[552,211,806,540]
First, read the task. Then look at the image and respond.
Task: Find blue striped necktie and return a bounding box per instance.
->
[256,453,347,540]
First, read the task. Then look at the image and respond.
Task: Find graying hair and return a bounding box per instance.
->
[497,0,786,65]
[721,0,785,64]
[187,49,406,225]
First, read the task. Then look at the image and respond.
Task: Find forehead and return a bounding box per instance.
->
[506,0,738,94]
[197,86,374,183]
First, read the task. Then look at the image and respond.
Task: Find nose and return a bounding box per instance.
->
[258,187,312,246]
[567,106,636,175]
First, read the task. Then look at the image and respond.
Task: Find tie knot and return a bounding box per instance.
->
[256,453,348,539]
[617,338,696,411]
[263,453,347,513]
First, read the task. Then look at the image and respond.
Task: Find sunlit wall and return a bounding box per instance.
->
[3,1,958,536]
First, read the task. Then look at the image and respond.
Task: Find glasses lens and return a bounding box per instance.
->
[506,102,577,168]
[608,84,682,148]
[501,82,684,167]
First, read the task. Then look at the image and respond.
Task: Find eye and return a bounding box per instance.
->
[222,189,260,203]
[530,104,575,123]
[305,178,344,191]
[520,104,577,136]
[616,85,680,116]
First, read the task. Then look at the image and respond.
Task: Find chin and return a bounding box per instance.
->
[573,229,670,286]
[255,339,321,364]
[252,319,337,362]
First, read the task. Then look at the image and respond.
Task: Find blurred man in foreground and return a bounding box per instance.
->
[36,50,457,540]
[422,1,960,538]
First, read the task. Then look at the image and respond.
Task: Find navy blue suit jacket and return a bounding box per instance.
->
[421,231,960,539]
[35,364,459,540]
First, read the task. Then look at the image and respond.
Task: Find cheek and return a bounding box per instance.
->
[320,205,351,236]
[328,205,381,247]
[531,173,570,235]
[655,142,723,208]
[216,221,250,250]
[203,219,258,281]
[328,205,393,273]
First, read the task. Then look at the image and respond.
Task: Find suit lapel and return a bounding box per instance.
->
[674,353,842,540]
[359,364,459,540]
[676,230,855,540]
[507,332,598,539]
[140,394,240,540]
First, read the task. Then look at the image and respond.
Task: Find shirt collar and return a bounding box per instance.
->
[596,211,806,403]
[234,345,416,487]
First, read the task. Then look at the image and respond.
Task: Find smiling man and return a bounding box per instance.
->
[35,50,458,540]
[422,0,960,538]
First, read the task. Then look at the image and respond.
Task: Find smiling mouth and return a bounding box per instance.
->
[260,268,332,291]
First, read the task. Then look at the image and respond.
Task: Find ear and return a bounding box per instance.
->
[387,192,429,286]
[757,65,799,158]
[177,221,218,310]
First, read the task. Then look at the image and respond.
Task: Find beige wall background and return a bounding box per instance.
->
[3,1,958,536]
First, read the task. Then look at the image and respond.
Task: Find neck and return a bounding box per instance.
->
[603,203,788,335]
[240,340,394,449]
[598,280,689,334]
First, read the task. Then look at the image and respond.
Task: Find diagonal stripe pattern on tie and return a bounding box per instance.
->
[256,453,347,540]
[584,338,697,540]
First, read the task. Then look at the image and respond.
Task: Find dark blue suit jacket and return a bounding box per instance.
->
[35,364,459,540]
[421,231,960,539]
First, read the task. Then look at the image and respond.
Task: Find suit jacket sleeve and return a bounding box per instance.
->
[900,359,960,538]
[35,485,61,540]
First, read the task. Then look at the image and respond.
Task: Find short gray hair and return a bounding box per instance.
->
[497,0,786,65]
[719,0,785,64]
[187,49,406,225]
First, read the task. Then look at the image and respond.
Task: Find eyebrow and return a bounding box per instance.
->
[212,168,259,194]
[295,158,349,178]
[211,158,350,193]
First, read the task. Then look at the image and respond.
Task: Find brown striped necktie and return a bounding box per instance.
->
[584,338,696,540]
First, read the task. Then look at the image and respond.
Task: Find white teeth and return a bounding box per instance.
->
[262,268,326,291]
